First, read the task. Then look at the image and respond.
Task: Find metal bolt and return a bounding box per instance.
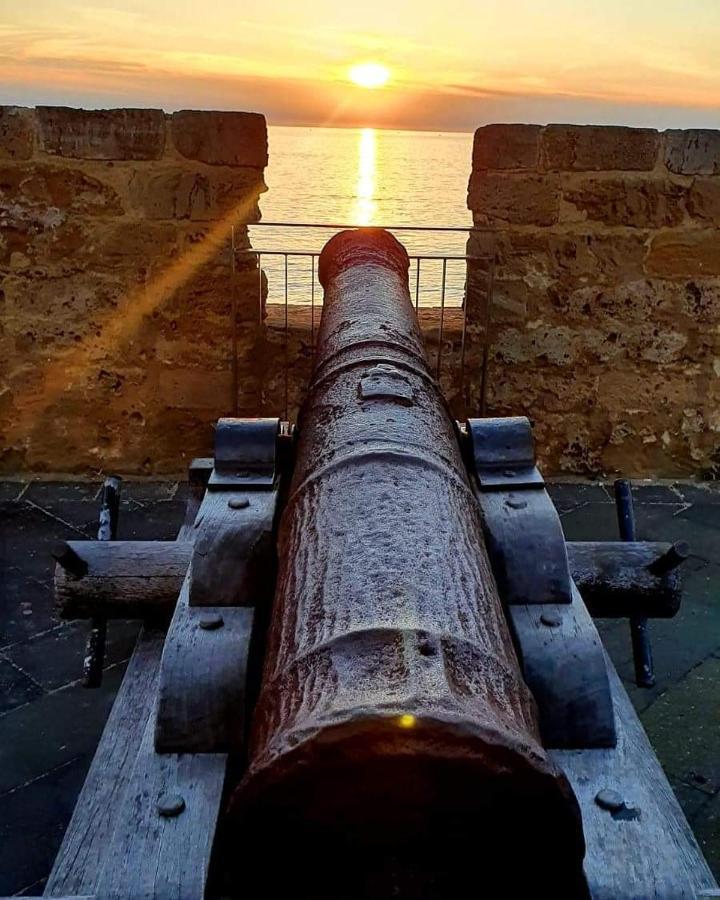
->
[198,613,224,631]
[503,469,515,478]
[228,497,250,510]
[157,793,185,817]
[506,497,527,510]
[595,789,625,813]
[540,612,562,628]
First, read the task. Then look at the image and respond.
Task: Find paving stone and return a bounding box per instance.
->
[546,481,611,512]
[669,776,716,822]
[0,481,26,501]
[0,756,88,896]
[120,481,179,503]
[616,596,720,712]
[23,482,101,505]
[635,506,720,563]
[557,500,624,541]
[642,656,720,793]
[0,656,43,713]
[672,483,720,506]
[4,620,140,691]
[1,566,57,648]
[0,664,124,794]
[116,500,186,540]
[692,791,720,878]
[627,482,686,504]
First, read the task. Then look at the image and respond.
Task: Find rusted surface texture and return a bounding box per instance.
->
[236,229,587,897]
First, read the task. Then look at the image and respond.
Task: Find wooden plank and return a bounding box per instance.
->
[552,653,718,898]
[508,584,615,748]
[155,578,254,752]
[44,517,199,897]
[44,628,165,897]
[189,488,277,608]
[93,712,226,900]
[55,541,192,619]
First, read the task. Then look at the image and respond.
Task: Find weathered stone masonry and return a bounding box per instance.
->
[1,106,267,474]
[467,124,720,477]
[2,112,719,477]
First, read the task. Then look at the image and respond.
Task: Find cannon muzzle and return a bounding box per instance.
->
[234,229,588,898]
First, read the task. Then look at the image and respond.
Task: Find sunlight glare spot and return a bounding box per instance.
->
[398,714,416,729]
[349,62,390,89]
[352,127,377,226]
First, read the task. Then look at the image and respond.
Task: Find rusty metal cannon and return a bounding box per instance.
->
[30,229,717,899]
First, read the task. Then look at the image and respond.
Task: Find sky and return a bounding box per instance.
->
[1,0,719,131]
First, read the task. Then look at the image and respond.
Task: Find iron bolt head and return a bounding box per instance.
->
[198,614,224,631]
[595,789,625,812]
[540,612,562,628]
[157,793,185,817]
[503,469,515,478]
[228,497,250,510]
[506,497,527,510]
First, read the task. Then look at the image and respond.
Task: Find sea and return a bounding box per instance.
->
[247,126,474,307]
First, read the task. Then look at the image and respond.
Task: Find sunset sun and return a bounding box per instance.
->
[348,62,390,89]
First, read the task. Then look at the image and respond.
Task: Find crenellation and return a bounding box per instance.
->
[1,105,268,474]
[468,122,720,476]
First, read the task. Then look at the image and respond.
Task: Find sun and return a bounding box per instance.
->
[349,62,390,89]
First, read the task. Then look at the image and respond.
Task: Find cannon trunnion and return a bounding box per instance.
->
[31,230,717,899]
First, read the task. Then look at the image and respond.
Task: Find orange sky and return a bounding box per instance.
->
[2,0,719,130]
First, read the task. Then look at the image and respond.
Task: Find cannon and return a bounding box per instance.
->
[25,229,717,899]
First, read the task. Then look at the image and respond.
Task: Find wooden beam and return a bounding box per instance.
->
[568,541,684,619]
[54,541,192,620]
[552,651,718,898]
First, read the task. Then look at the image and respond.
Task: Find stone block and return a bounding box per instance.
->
[171,110,268,167]
[646,230,720,278]
[664,129,720,175]
[474,229,648,289]
[688,177,720,225]
[467,172,559,225]
[561,176,686,227]
[542,125,659,171]
[36,107,166,160]
[0,163,124,217]
[562,277,720,325]
[0,107,35,160]
[471,124,541,171]
[128,164,264,220]
[157,367,233,409]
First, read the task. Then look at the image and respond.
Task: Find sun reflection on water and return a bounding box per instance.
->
[352,127,377,225]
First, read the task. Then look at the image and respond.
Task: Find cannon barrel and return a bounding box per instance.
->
[236,229,588,897]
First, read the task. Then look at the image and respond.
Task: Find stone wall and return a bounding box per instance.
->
[3,113,719,478]
[1,106,267,474]
[467,124,720,477]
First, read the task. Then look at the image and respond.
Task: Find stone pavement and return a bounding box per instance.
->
[1,479,719,894]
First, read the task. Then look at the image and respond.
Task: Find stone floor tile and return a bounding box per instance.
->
[5,620,140,691]
[642,656,720,793]
[0,481,27,501]
[0,656,43,714]
[120,481,179,503]
[0,757,88,897]
[23,482,101,506]
[0,664,125,795]
[1,566,58,648]
[693,791,720,878]
[546,482,612,512]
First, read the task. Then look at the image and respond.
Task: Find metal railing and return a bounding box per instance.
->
[230,223,495,419]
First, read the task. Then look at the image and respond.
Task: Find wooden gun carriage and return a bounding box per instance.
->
[21,229,719,898]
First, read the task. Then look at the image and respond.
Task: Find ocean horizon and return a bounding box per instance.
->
[248,125,474,307]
